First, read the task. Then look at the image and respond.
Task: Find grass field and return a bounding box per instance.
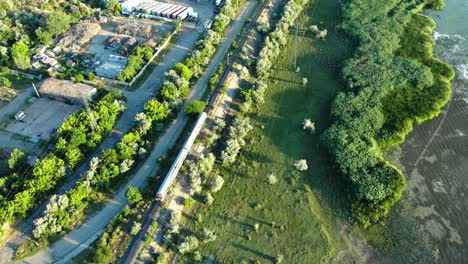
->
[185,0,356,262]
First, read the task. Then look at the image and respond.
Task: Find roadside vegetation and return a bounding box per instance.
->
[14,0,250,259]
[0,90,125,241]
[118,45,155,82]
[321,0,454,226]
[72,183,154,264]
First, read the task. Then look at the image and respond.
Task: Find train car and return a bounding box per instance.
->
[170,6,187,19]
[156,112,207,201]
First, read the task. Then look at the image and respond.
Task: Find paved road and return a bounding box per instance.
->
[0,86,38,125]
[0,131,38,154]
[0,82,42,154]
[0,24,203,264]
[20,2,256,263]
[121,2,258,262]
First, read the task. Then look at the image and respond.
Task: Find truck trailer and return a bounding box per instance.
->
[177,7,193,20]
[162,5,180,17]
[170,6,187,19]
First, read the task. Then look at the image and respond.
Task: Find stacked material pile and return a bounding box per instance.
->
[59,23,101,51]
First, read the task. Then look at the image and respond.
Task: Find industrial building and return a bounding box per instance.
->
[38,78,97,104]
[120,0,144,14]
[95,54,129,79]
[113,0,197,20]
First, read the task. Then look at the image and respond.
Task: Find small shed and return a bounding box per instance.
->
[38,78,97,105]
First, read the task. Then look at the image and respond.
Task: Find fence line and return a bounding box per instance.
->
[9,69,42,80]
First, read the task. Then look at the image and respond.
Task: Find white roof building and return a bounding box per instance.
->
[121,0,143,14]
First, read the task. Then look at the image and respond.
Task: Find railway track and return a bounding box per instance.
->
[120,1,270,263]
[206,0,270,114]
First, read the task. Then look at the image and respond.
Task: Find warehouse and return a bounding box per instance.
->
[120,0,144,14]
[38,78,97,104]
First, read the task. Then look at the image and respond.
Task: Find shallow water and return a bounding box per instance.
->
[399,1,468,263]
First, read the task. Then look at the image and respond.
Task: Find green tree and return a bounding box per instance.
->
[74,73,84,83]
[35,28,52,45]
[106,0,122,15]
[92,234,113,263]
[126,186,142,204]
[174,63,193,80]
[29,155,66,194]
[65,147,83,169]
[8,148,26,170]
[11,41,30,70]
[45,11,71,37]
[161,82,179,101]
[87,72,95,81]
[185,100,206,116]
[0,76,11,87]
[143,99,171,122]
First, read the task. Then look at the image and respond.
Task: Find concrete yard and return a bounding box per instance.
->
[5,98,79,142]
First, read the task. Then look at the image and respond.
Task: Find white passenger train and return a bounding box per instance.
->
[156,112,207,201]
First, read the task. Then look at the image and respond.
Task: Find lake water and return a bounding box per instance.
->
[399,0,468,263]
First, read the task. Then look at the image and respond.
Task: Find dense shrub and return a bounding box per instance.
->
[221,118,253,165]
[321,0,454,226]
[185,100,206,116]
[118,45,155,82]
[56,91,126,169]
[0,92,124,235]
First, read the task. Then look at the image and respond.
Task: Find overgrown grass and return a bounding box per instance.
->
[185,0,356,262]
[0,72,34,90]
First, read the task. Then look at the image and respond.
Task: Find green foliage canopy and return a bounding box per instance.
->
[321,0,454,227]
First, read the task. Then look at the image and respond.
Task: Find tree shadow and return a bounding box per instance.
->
[244,215,274,227]
[240,149,275,165]
[232,243,275,262]
[216,213,254,231]
[268,76,301,85]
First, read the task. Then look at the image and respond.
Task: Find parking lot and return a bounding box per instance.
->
[5,98,79,142]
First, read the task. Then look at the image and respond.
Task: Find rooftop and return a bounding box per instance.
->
[39,78,97,104]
